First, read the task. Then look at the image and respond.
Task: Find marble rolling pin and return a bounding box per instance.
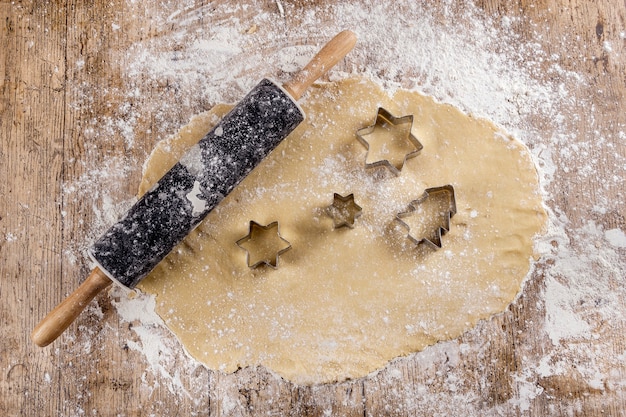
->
[32,30,357,347]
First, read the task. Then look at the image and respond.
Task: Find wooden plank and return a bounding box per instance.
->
[53,1,211,415]
[1,0,625,415]
[0,2,68,415]
[210,367,366,416]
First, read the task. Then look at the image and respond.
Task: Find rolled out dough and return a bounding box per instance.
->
[137,78,546,384]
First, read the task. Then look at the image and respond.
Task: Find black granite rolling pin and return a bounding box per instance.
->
[32,30,357,347]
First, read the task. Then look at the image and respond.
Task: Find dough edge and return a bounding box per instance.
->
[136,77,548,385]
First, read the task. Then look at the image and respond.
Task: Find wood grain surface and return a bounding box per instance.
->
[1,0,625,416]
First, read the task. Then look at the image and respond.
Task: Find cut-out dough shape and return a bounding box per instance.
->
[356,107,423,175]
[137,78,547,385]
[327,193,362,229]
[236,221,292,268]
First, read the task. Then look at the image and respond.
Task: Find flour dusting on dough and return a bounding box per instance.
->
[135,77,546,384]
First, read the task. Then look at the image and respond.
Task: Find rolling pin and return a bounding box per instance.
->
[32,30,357,347]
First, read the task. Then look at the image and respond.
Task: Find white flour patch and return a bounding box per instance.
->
[186,180,207,216]
[179,144,206,178]
[109,286,208,400]
[605,228,626,248]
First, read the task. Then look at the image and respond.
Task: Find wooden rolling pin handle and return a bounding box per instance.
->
[31,267,112,347]
[282,30,357,100]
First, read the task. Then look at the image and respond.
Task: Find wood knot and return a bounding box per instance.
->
[595,21,604,40]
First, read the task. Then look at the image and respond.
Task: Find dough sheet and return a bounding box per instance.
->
[137,78,547,384]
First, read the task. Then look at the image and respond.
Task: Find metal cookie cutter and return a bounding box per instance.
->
[327,193,363,228]
[396,185,457,250]
[356,107,424,175]
[236,221,292,268]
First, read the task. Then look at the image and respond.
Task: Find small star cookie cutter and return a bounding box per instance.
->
[236,221,292,268]
[356,107,424,175]
[327,193,362,229]
[396,185,457,250]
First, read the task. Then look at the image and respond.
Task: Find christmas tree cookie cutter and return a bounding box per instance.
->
[236,221,292,268]
[356,107,424,175]
[396,185,457,250]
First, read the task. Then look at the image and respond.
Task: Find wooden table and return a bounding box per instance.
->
[2,1,625,415]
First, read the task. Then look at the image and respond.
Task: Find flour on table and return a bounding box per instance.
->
[605,228,626,249]
[63,0,626,409]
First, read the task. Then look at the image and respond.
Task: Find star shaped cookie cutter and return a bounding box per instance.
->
[236,221,292,268]
[396,185,457,250]
[327,193,363,229]
[356,107,424,175]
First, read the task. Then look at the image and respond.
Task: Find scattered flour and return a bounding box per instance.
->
[109,287,203,398]
[605,228,626,248]
[62,0,625,413]
[185,180,208,217]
